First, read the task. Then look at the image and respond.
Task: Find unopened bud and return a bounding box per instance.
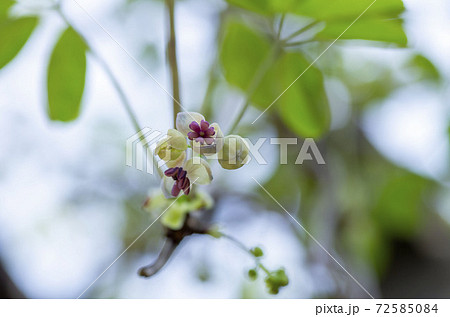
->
[218,135,250,170]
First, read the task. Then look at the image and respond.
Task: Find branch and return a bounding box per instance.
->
[0,260,25,299]
[138,239,178,277]
[138,212,211,277]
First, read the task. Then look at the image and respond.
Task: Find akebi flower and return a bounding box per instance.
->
[176,112,206,136]
[188,120,215,145]
[164,167,191,196]
[176,112,224,154]
[155,112,247,199]
[155,129,188,168]
[161,158,213,198]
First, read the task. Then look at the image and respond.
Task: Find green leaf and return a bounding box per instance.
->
[276,52,330,137]
[225,0,299,14]
[225,0,273,15]
[372,172,429,238]
[47,27,87,122]
[220,22,330,137]
[0,17,38,70]
[291,0,407,45]
[223,0,406,45]
[407,54,440,82]
[293,0,404,21]
[0,0,14,20]
[317,18,407,46]
[220,21,271,93]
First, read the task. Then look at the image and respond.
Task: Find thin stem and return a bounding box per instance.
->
[276,14,285,40]
[57,8,163,178]
[220,233,253,257]
[166,0,181,127]
[200,64,219,119]
[220,233,277,280]
[283,39,317,47]
[56,7,140,131]
[282,21,319,43]
[95,55,163,178]
[92,53,141,132]
[227,45,280,135]
[258,263,271,275]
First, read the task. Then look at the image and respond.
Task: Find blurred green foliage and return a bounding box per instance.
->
[47,27,87,122]
[0,0,37,70]
[219,0,444,282]
[1,0,448,298]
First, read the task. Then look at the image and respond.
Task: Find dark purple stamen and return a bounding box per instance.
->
[188,120,215,145]
[164,167,191,196]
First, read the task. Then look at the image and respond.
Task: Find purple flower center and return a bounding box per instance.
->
[164,167,191,196]
[188,120,215,145]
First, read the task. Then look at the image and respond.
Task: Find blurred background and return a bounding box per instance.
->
[0,0,449,298]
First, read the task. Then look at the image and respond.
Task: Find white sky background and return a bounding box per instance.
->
[0,0,448,298]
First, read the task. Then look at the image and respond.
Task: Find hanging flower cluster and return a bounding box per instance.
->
[147,112,249,230]
[155,112,249,200]
[144,112,289,295]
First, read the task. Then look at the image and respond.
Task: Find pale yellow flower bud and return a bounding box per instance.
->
[218,135,250,170]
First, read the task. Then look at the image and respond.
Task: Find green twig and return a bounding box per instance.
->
[283,39,317,47]
[166,0,181,127]
[276,14,285,40]
[200,64,219,119]
[56,7,163,178]
[258,263,271,275]
[220,233,252,256]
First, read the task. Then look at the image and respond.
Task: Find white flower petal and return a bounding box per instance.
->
[184,158,213,185]
[176,112,205,136]
[166,151,186,168]
[167,128,188,150]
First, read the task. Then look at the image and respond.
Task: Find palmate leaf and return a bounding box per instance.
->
[225,0,407,45]
[275,52,330,138]
[226,0,404,18]
[291,0,404,21]
[47,27,87,122]
[220,21,272,92]
[0,17,38,70]
[220,21,330,138]
[317,18,407,46]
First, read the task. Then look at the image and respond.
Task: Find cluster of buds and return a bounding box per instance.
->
[246,246,289,295]
[155,112,249,200]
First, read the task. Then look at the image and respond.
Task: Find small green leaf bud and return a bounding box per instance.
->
[248,269,258,281]
[250,247,264,257]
